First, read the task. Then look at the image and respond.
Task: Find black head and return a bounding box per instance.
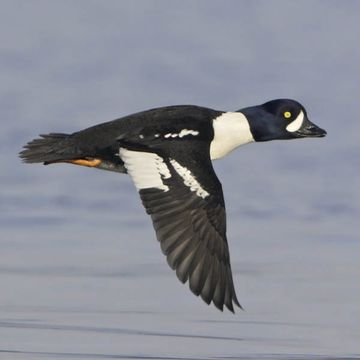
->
[240,99,327,142]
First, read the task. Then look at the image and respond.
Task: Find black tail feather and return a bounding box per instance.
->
[19,133,73,164]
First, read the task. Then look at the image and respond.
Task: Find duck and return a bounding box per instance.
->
[19,98,326,313]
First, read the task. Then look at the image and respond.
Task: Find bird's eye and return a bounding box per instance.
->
[283,111,292,119]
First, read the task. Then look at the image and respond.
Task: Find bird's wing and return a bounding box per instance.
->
[119,140,241,312]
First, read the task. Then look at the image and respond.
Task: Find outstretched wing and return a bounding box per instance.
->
[119,140,241,312]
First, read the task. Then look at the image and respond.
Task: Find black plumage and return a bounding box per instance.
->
[19,100,326,313]
[136,147,241,312]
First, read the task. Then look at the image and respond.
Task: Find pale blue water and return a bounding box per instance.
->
[1,1,359,359]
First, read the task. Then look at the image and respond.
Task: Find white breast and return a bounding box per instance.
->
[210,112,254,160]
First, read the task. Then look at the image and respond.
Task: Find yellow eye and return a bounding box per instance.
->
[284,111,292,119]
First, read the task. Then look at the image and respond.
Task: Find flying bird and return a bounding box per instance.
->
[20,99,326,312]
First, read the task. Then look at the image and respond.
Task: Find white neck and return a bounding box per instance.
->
[210,112,254,160]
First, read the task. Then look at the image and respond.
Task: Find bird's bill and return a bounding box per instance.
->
[294,118,327,138]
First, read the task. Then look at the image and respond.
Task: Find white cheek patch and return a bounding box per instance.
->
[169,159,209,199]
[164,129,199,138]
[286,110,304,132]
[210,112,254,160]
[119,148,171,192]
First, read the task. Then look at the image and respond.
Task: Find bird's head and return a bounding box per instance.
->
[241,99,327,142]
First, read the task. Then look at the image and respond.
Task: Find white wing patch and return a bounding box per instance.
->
[170,159,209,199]
[286,110,304,132]
[178,129,199,137]
[210,112,254,160]
[119,148,171,192]
[164,129,199,139]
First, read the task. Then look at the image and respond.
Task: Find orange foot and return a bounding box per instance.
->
[65,158,102,167]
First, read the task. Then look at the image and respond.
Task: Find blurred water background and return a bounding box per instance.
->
[0,1,359,359]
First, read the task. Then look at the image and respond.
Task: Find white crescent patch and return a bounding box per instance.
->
[286,110,304,132]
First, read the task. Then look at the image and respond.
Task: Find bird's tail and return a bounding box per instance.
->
[19,133,75,164]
